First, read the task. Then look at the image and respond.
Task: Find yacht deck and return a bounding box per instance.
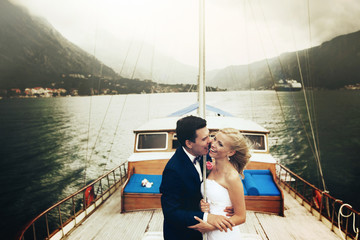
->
[64,185,341,240]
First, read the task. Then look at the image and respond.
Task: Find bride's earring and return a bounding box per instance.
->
[227,156,230,161]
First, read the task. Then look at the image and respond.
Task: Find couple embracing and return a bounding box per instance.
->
[160,116,251,240]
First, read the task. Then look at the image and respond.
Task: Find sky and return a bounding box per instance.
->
[11,0,360,70]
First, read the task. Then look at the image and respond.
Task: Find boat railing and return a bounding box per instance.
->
[277,163,359,240]
[17,162,128,240]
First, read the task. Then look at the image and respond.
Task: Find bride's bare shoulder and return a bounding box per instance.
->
[225,168,242,185]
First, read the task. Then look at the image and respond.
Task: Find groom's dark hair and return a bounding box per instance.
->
[176,116,207,147]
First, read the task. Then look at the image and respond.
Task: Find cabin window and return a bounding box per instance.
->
[244,134,266,151]
[136,132,168,151]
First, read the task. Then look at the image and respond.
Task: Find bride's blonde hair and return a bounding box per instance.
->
[219,128,251,178]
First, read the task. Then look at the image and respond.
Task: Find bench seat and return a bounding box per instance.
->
[122,170,283,215]
[242,170,281,196]
[123,170,280,197]
[124,174,162,194]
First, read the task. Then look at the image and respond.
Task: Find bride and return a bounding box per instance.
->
[190,128,251,239]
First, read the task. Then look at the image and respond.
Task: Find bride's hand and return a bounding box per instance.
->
[207,214,235,232]
[200,199,210,213]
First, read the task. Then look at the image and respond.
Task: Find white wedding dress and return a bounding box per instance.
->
[201,179,241,240]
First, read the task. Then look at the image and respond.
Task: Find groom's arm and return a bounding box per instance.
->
[160,168,204,227]
[189,213,235,233]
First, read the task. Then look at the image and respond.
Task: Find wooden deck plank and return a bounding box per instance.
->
[64,189,155,240]
[64,185,343,240]
[239,211,266,238]
[254,189,341,240]
[146,209,164,233]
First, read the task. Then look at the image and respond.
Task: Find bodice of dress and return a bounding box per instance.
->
[201,179,241,240]
[201,179,232,216]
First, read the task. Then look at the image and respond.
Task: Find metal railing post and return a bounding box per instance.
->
[58,206,64,237]
[45,213,50,238]
[319,192,324,220]
[302,181,306,205]
[331,200,338,231]
[32,223,36,240]
[72,196,76,224]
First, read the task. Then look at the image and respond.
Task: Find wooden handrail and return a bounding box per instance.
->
[277,163,359,239]
[17,162,128,240]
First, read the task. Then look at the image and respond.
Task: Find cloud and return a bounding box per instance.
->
[10,0,360,69]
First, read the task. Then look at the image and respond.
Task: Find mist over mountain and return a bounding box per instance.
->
[79,29,198,85]
[207,30,360,90]
[0,0,117,89]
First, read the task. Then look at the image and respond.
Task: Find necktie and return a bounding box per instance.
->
[193,156,202,164]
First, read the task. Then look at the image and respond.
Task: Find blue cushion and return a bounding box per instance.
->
[241,179,248,196]
[124,174,162,194]
[241,170,280,196]
[243,172,260,196]
[245,169,271,175]
[253,174,281,196]
[124,171,280,196]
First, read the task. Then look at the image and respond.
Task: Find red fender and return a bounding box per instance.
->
[313,190,322,209]
[85,185,95,207]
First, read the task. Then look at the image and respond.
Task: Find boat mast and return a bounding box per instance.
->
[198,0,206,118]
[199,0,208,218]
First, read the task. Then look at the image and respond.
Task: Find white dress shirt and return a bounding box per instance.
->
[182,147,202,182]
[182,147,208,222]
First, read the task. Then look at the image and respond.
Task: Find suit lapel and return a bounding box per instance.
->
[178,148,201,184]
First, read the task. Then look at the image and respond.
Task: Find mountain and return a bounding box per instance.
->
[2,0,359,90]
[0,0,118,89]
[0,0,199,90]
[207,30,360,90]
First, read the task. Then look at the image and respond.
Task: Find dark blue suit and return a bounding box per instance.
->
[160,147,204,240]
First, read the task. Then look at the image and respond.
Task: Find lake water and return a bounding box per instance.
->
[1,90,359,239]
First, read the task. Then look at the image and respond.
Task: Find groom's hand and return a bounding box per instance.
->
[188,216,216,233]
[224,206,234,216]
[207,214,235,232]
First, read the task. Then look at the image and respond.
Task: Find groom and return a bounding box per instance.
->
[160,116,233,240]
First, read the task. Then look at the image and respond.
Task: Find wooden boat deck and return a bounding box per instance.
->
[64,185,341,240]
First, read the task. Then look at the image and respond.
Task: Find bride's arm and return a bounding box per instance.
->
[193,199,235,232]
[226,173,246,226]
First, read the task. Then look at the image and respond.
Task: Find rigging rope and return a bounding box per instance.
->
[248,0,327,197]
[84,97,93,185]
[255,0,319,163]
[120,37,134,77]
[338,204,359,240]
[84,95,115,186]
[100,95,128,176]
[242,0,255,121]
[305,0,321,163]
[84,7,101,185]
[295,50,326,192]
[247,0,287,123]
[131,38,145,80]
[282,0,327,193]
